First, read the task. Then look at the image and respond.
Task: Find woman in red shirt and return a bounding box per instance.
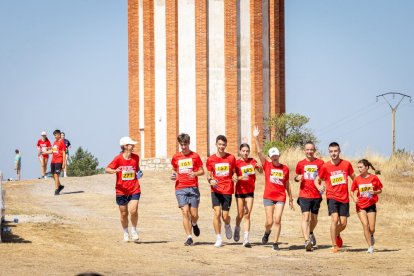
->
[106,137,142,242]
[36,131,51,179]
[233,143,263,247]
[253,126,294,251]
[350,159,383,254]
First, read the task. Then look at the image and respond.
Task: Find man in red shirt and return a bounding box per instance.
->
[48,129,66,195]
[106,137,142,242]
[294,142,324,251]
[170,133,204,246]
[316,142,355,253]
[206,135,236,247]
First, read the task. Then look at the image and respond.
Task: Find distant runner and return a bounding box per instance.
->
[206,135,236,247]
[316,142,355,253]
[14,149,21,181]
[233,143,262,247]
[61,132,71,177]
[105,137,142,242]
[351,159,383,254]
[294,142,324,251]
[253,126,294,251]
[37,131,51,179]
[170,133,204,246]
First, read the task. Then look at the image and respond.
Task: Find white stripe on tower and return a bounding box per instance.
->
[239,0,251,147]
[208,0,225,154]
[178,0,197,148]
[138,0,145,158]
[154,0,167,157]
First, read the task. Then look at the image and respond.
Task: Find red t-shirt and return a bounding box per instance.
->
[37,139,51,158]
[318,159,354,203]
[235,158,259,194]
[51,139,66,163]
[263,160,290,202]
[107,153,141,195]
[171,151,203,190]
[206,153,236,195]
[351,174,383,209]
[295,158,324,199]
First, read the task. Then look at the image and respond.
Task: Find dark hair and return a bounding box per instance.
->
[239,143,250,150]
[216,135,227,143]
[358,159,381,175]
[304,141,316,148]
[329,142,340,148]
[15,149,19,154]
[61,132,65,135]
[53,129,61,135]
[177,133,190,144]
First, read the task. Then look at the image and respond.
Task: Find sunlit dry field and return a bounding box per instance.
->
[1,152,413,275]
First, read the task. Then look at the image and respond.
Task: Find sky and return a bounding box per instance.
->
[0,0,413,180]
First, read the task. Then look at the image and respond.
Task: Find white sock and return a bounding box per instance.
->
[216,234,222,240]
[244,231,249,239]
[123,228,128,233]
[131,227,137,234]
[192,222,197,226]
[188,235,192,239]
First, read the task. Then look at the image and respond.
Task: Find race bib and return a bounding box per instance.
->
[178,158,193,174]
[41,146,47,153]
[52,145,58,153]
[330,174,346,186]
[215,163,230,177]
[304,165,318,180]
[240,164,255,176]
[122,170,136,181]
[270,169,284,185]
[359,183,373,198]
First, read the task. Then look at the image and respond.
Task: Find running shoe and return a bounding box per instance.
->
[367,246,374,254]
[243,240,252,248]
[131,231,139,241]
[55,185,65,195]
[225,224,233,240]
[214,237,222,247]
[184,237,194,246]
[234,226,240,242]
[192,224,200,237]
[309,233,317,246]
[331,246,339,253]
[54,189,59,196]
[262,231,271,244]
[335,234,343,248]
[371,235,375,246]
[272,243,280,251]
[305,240,313,251]
[123,232,129,242]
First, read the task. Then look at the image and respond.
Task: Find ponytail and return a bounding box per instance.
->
[358,159,381,175]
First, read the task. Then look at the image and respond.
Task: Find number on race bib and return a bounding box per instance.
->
[178,158,193,174]
[122,170,135,181]
[215,163,230,177]
[330,174,346,186]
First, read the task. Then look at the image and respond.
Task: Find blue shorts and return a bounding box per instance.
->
[175,187,200,208]
[116,193,141,206]
[263,198,285,207]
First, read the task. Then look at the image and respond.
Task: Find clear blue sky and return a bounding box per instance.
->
[0,0,413,180]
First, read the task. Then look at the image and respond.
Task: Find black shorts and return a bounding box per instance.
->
[235,192,254,199]
[211,192,232,211]
[327,199,350,217]
[116,193,141,206]
[297,197,322,214]
[51,163,63,175]
[357,203,377,213]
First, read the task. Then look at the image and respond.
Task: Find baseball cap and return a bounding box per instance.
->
[268,147,280,157]
[41,131,47,136]
[120,137,138,146]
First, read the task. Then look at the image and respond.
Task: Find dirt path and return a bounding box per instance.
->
[0,172,413,275]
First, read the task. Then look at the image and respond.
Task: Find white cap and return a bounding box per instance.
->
[41,131,47,136]
[268,147,280,157]
[120,136,138,146]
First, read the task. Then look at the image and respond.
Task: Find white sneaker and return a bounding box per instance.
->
[123,232,129,242]
[214,237,222,247]
[367,246,374,253]
[131,231,139,241]
[225,224,233,240]
[371,235,375,246]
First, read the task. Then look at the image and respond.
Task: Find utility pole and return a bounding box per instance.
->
[376,92,412,154]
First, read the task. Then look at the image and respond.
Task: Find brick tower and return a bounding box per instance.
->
[128,0,285,158]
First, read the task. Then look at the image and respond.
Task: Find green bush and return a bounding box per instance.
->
[264,113,318,152]
[67,147,102,177]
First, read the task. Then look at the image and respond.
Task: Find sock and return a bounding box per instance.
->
[188,235,192,239]
[192,222,197,226]
[131,227,137,233]
[310,231,313,234]
[235,225,240,230]
[123,228,128,233]
[216,234,222,240]
[225,224,230,228]
[244,231,249,239]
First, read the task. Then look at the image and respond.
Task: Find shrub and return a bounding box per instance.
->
[67,147,102,177]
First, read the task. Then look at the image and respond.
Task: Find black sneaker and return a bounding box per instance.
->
[192,224,200,237]
[262,231,271,244]
[272,242,280,251]
[184,237,193,246]
[243,241,252,248]
[305,240,313,251]
[55,185,65,195]
[54,189,59,196]
[309,233,317,246]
